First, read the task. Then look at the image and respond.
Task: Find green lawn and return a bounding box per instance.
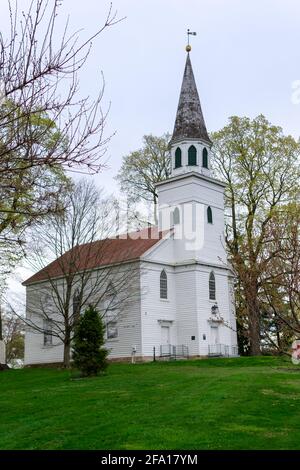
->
[0,356,300,450]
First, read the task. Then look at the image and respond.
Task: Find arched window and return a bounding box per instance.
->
[173,207,180,225]
[209,272,216,300]
[160,270,168,299]
[207,206,213,224]
[188,145,197,166]
[175,147,182,168]
[202,147,208,168]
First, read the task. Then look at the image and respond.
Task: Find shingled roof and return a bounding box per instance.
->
[23,227,165,286]
[170,52,211,145]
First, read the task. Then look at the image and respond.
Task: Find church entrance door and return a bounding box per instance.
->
[161,326,170,345]
[211,326,219,344]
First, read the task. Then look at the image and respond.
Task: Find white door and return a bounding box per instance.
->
[211,326,219,344]
[161,326,170,345]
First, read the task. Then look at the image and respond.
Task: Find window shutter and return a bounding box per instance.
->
[202,148,208,168]
[175,147,182,168]
[188,145,197,165]
[207,206,213,224]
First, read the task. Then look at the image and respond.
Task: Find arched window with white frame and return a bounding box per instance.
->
[160,270,168,299]
[209,272,216,300]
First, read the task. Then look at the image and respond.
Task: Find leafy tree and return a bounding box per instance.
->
[212,115,300,355]
[259,203,300,353]
[6,332,24,363]
[72,305,108,376]
[116,134,171,223]
[0,102,71,282]
[0,306,24,362]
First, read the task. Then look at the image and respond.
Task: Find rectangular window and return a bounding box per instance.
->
[107,321,118,339]
[209,272,216,300]
[43,320,53,346]
[160,283,167,299]
[209,283,216,300]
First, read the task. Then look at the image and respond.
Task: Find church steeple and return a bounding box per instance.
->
[170,52,211,145]
[169,48,212,178]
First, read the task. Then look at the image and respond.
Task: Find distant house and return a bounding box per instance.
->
[23,50,238,365]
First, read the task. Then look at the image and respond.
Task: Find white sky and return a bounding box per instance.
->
[2,0,300,295]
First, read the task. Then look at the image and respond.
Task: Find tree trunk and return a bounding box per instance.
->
[246,282,261,355]
[63,341,71,368]
[248,311,261,355]
[242,270,262,356]
[275,323,282,351]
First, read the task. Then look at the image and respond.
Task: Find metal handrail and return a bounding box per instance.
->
[160,344,189,358]
[208,344,239,357]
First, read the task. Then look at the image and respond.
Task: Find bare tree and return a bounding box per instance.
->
[20,180,140,367]
[0,0,123,275]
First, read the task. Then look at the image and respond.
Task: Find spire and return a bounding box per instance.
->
[170,52,211,145]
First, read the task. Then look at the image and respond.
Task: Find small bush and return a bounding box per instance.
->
[72,305,108,377]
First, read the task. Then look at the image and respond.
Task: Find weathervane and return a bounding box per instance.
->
[186,29,197,52]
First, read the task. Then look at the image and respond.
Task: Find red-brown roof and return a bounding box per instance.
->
[23,227,166,286]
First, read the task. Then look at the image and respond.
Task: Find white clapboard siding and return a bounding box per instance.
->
[174,266,199,356]
[24,285,64,365]
[157,175,228,266]
[140,261,176,358]
[195,266,235,356]
[105,282,142,359]
[24,317,64,365]
[24,164,239,364]
[24,262,142,364]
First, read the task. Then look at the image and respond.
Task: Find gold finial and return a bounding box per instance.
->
[186,29,196,52]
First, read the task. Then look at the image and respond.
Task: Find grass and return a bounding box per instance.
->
[0,356,300,450]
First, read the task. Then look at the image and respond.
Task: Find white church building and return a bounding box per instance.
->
[24,50,238,365]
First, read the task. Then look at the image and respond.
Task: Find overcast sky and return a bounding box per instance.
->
[61,0,300,194]
[1,0,300,192]
[2,0,300,292]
